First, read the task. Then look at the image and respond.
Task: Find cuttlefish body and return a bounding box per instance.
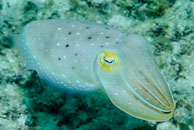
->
[14,19,175,121]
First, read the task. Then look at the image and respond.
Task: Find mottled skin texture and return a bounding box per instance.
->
[15,19,175,121]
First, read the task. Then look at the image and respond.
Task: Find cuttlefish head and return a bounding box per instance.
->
[94,35,175,121]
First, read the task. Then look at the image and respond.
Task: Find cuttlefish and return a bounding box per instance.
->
[14,19,175,121]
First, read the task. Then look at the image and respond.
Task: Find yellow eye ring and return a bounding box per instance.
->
[99,51,120,71]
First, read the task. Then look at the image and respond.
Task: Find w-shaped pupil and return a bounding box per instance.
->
[104,57,114,64]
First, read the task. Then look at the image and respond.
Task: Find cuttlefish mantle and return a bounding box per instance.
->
[14,19,175,121]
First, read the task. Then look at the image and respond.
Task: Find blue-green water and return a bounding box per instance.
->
[0,0,194,130]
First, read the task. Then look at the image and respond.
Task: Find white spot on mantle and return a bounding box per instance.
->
[58,27,61,31]
[57,43,60,46]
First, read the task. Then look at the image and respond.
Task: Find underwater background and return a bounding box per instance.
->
[0,0,194,130]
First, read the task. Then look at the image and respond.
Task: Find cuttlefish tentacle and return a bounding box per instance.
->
[15,20,175,121]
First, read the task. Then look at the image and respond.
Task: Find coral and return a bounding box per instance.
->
[115,0,175,20]
[156,122,179,130]
[0,0,194,129]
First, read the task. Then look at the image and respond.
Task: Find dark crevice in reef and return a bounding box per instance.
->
[134,125,156,130]
[23,1,38,14]
[0,0,2,10]
[167,0,176,7]
[0,19,17,53]
[22,1,38,24]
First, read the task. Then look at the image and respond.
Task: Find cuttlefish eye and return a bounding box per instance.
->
[103,55,115,65]
[99,52,120,70]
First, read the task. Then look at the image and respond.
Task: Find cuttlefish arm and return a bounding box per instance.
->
[94,34,175,121]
